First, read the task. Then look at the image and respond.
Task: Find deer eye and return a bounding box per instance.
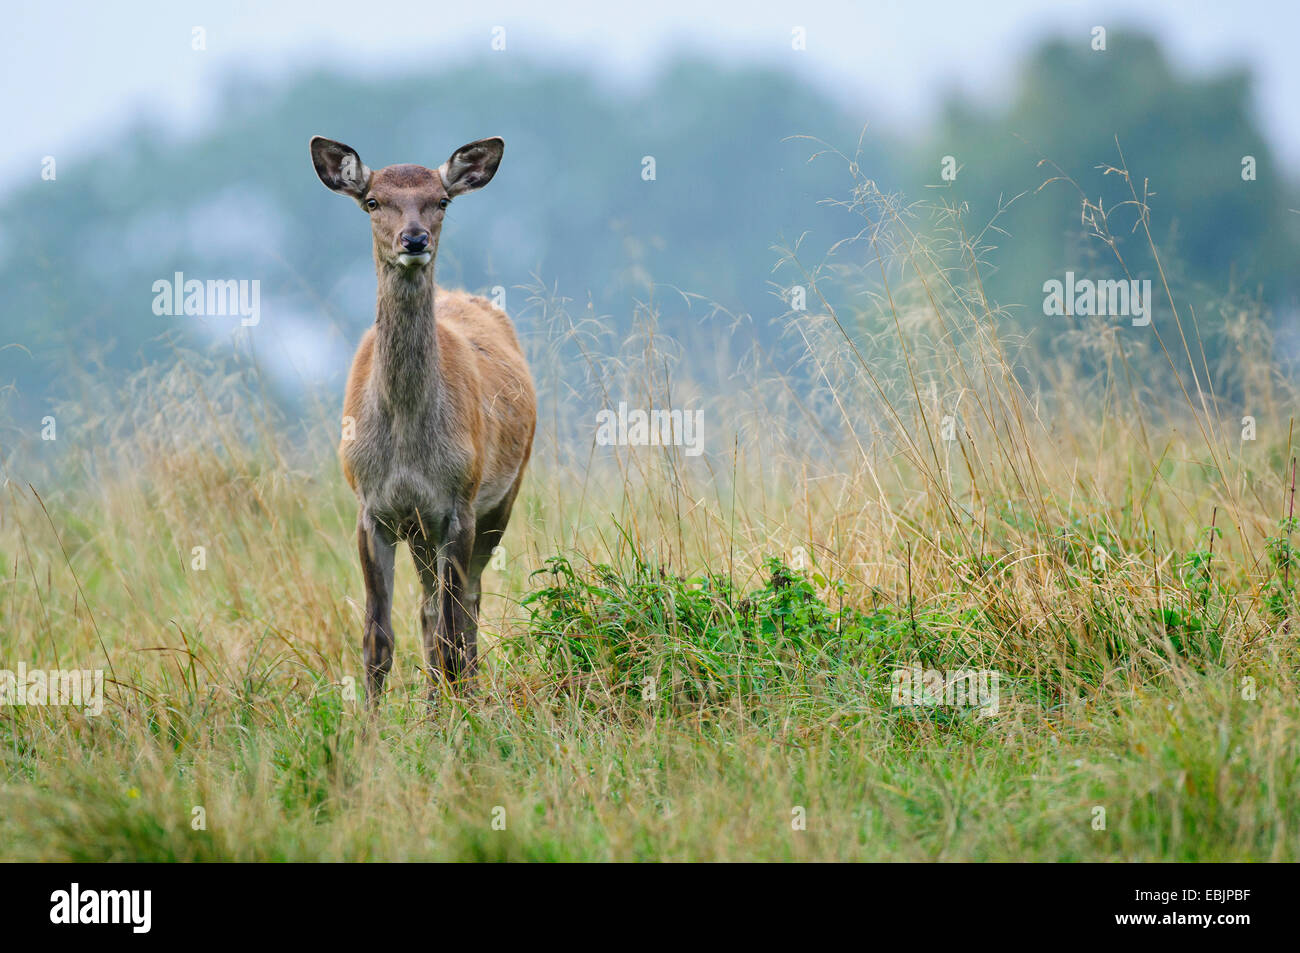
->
[364,198,378,211]
[438,198,450,210]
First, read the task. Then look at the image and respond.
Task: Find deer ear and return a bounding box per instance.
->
[439,137,504,197]
[310,136,372,200]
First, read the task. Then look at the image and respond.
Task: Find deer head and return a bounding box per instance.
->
[310,136,504,272]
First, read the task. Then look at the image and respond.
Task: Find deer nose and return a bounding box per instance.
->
[400,230,430,253]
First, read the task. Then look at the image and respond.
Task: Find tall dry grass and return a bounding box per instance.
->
[0,146,1297,860]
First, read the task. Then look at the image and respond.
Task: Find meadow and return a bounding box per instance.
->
[1,155,1297,862]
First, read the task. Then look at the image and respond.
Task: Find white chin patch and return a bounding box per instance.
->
[396,252,433,267]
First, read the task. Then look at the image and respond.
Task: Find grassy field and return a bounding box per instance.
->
[2,161,1298,861]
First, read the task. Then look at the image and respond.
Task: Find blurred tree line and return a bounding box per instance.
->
[1,30,1295,424]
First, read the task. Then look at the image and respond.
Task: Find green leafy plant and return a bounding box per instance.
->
[518,554,903,712]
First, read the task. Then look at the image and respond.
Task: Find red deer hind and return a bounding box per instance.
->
[310,135,536,705]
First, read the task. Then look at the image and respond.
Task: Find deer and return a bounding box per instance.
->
[309,135,536,707]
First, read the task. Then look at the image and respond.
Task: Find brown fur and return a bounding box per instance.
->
[340,288,533,494]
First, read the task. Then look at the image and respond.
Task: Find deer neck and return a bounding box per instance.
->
[373,263,441,416]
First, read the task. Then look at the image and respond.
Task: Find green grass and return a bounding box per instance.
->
[2,451,1295,861]
[2,641,1296,861]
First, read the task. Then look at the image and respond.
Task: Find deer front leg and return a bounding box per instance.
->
[410,528,443,694]
[413,504,477,694]
[358,514,397,708]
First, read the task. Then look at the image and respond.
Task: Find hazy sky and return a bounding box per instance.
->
[3,0,1298,194]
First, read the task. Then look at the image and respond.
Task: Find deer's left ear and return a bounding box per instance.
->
[439,137,504,197]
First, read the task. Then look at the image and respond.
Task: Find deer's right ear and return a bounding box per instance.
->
[310,137,372,200]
